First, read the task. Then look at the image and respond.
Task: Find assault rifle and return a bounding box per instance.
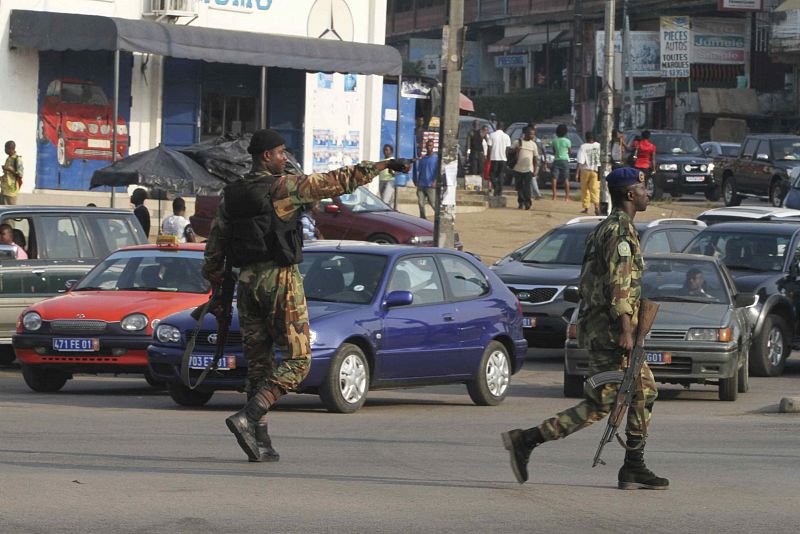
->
[181,260,236,390]
[589,299,660,467]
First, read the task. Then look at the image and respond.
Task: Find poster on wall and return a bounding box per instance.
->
[660,16,690,78]
[595,31,661,78]
[307,72,365,173]
[691,17,746,65]
[36,51,131,191]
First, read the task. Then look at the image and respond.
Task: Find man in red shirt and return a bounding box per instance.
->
[631,130,656,178]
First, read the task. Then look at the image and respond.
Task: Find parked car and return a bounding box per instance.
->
[716,134,800,207]
[12,242,211,392]
[624,130,717,201]
[490,217,706,348]
[458,116,494,176]
[683,221,800,376]
[508,122,584,186]
[0,206,148,365]
[564,253,756,401]
[37,78,129,167]
[148,244,528,412]
[697,205,800,226]
[780,166,800,210]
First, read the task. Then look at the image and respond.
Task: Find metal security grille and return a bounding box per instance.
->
[50,320,108,334]
[513,287,559,304]
[187,330,244,348]
[647,329,687,341]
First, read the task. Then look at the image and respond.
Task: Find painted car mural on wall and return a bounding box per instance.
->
[37,78,128,167]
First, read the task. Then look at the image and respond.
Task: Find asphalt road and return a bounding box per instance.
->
[1,351,799,533]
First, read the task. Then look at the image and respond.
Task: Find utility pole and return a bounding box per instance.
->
[434,0,463,248]
[623,0,634,129]
[599,0,616,214]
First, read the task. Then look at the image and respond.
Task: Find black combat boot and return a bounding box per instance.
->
[501,427,544,484]
[251,420,280,463]
[617,436,669,490]
[225,395,270,461]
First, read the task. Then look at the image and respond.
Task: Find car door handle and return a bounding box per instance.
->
[443,314,455,322]
[32,269,45,276]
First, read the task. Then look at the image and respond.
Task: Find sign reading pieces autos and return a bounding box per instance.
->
[660,16,690,78]
[692,18,746,65]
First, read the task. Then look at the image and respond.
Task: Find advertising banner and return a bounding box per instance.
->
[718,0,763,12]
[595,31,660,78]
[692,17,746,65]
[660,16,690,78]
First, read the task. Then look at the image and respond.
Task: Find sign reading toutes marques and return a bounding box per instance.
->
[661,16,690,78]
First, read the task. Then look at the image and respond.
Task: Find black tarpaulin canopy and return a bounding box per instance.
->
[90,144,224,196]
[8,9,402,76]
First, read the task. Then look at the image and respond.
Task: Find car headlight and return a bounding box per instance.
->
[700,164,708,172]
[100,124,111,135]
[659,163,678,171]
[309,329,318,346]
[687,327,731,342]
[156,324,181,343]
[88,123,99,134]
[409,235,434,245]
[66,120,86,133]
[121,313,148,332]
[116,124,128,136]
[22,312,42,332]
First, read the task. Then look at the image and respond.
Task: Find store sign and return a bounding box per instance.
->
[495,54,527,68]
[595,31,661,78]
[718,0,763,12]
[692,17,746,65]
[203,0,273,12]
[638,82,667,99]
[660,16,690,78]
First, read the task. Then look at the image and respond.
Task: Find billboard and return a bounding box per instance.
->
[595,31,661,78]
[660,16,690,78]
[692,17,746,65]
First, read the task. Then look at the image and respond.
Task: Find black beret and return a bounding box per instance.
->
[247,129,286,155]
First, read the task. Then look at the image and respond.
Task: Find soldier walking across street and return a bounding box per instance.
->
[501,167,669,490]
[202,128,408,462]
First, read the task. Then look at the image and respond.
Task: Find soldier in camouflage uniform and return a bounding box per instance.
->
[203,129,408,462]
[501,167,669,490]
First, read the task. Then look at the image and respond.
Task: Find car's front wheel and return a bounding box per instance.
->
[320,343,369,413]
[368,233,398,245]
[56,131,72,167]
[21,366,69,393]
[467,341,510,406]
[705,186,721,202]
[769,179,786,207]
[167,382,214,407]
[645,174,664,201]
[718,373,737,401]
[750,314,789,377]
[722,177,741,206]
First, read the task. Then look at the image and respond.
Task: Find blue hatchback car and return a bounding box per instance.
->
[147,244,528,412]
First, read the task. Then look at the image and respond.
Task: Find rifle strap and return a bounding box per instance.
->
[180,300,224,390]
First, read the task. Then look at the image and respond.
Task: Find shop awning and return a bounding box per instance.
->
[9,9,402,76]
[513,30,566,50]
[459,93,474,112]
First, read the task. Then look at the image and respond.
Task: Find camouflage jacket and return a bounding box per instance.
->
[576,209,644,350]
[203,162,379,280]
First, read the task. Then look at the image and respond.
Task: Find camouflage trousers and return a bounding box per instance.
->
[536,348,658,441]
[237,262,312,395]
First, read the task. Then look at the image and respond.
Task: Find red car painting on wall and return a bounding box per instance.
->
[37,78,129,167]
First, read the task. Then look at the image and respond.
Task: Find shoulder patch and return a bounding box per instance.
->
[617,241,631,257]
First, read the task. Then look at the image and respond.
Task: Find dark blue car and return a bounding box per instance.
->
[147,244,527,413]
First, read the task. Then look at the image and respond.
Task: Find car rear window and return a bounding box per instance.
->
[684,231,791,272]
[86,215,147,255]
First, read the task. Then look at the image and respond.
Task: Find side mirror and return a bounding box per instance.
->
[384,290,413,308]
[563,286,580,303]
[734,292,757,308]
[324,203,340,214]
[65,280,78,290]
[703,146,712,155]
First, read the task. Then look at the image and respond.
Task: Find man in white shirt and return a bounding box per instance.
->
[576,132,602,215]
[161,197,196,243]
[488,122,511,197]
[511,127,540,210]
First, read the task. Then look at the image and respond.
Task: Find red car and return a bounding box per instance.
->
[37,78,129,167]
[12,242,210,392]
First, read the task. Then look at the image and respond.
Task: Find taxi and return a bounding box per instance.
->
[12,236,211,392]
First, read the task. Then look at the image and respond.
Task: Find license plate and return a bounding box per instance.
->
[522,317,536,328]
[87,139,111,149]
[53,338,99,352]
[189,354,236,370]
[685,175,706,182]
[645,351,672,365]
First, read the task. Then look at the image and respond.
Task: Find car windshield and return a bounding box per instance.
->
[300,252,388,304]
[61,83,109,106]
[651,134,704,155]
[643,258,730,304]
[519,227,591,265]
[326,186,392,213]
[770,138,800,161]
[74,250,210,293]
[684,231,791,272]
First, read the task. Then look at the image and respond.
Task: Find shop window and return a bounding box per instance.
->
[201,93,257,140]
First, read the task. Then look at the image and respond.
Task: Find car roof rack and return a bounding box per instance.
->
[566,216,606,225]
[646,218,706,227]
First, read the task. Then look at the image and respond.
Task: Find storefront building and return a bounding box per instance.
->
[0,0,400,195]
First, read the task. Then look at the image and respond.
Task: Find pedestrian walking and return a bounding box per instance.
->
[577,132,602,215]
[467,120,485,176]
[631,130,657,180]
[528,124,546,200]
[2,141,23,205]
[501,167,668,491]
[551,124,571,201]
[202,128,407,462]
[610,129,626,169]
[130,188,150,238]
[378,144,396,205]
[488,122,511,197]
[161,197,196,243]
[414,140,438,219]
[511,126,539,210]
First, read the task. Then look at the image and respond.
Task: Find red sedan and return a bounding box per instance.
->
[12,242,210,392]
